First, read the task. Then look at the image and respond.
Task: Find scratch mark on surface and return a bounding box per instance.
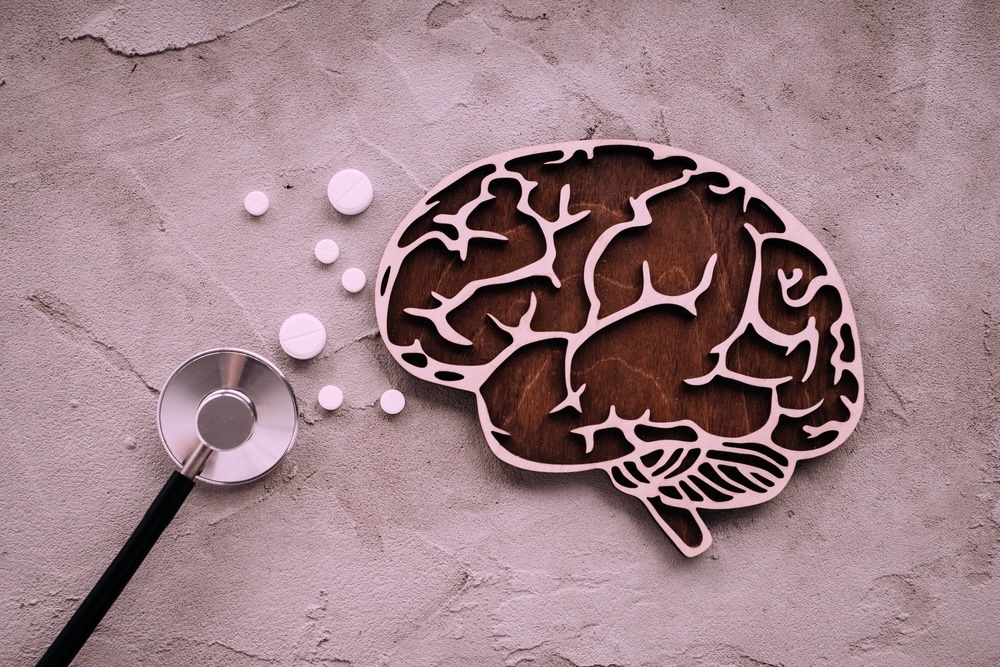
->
[27,292,159,394]
[175,637,281,664]
[206,483,283,527]
[324,329,380,357]
[173,238,268,348]
[888,81,926,96]
[112,157,265,346]
[120,159,166,232]
[379,567,474,664]
[369,41,433,125]
[7,122,186,180]
[355,132,429,191]
[206,640,279,664]
[872,364,909,419]
[63,0,309,57]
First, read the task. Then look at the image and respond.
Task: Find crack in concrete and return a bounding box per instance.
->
[568,91,637,141]
[871,363,909,420]
[849,572,935,655]
[299,657,353,665]
[62,0,309,57]
[176,637,281,664]
[426,0,473,30]
[206,473,287,527]
[26,292,159,394]
[672,644,788,667]
[499,5,551,23]
[377,568,473,664]
[983,308,993,355]
[510,652,622,667]
[737,657,785,667]
[505,639,553,664]
[326,328,380,356]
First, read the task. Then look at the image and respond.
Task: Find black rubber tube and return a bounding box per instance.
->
[36,471,195,667]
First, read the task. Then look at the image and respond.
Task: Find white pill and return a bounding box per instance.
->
[380,389,405,415]
[342,267,366,293]
[314,239,340,264]
[244,190,270,216]
[279,313,327,360]
[318,385,344,411]
[327,168,373,215]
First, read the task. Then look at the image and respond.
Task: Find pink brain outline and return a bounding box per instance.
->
[376,140,864,556]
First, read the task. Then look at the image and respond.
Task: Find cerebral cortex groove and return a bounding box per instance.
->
[376,141,864,556]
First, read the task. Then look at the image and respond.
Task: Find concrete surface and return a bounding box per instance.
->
[2,1,998,665]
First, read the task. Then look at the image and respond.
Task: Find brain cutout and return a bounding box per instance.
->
[376,141,864,556]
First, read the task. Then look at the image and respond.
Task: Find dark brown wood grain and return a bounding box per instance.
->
[386,145,857,471]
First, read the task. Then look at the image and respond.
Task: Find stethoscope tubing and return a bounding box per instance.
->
[36,470,196,667]
[34,348,297,666]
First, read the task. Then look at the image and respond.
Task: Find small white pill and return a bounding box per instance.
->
[279,313,327,360]
[244,190,270,216]
[318,385,344,411]
[314,239,340,264]
[327,168,373,215]
[380,389,405,415]
[342,267,366,293]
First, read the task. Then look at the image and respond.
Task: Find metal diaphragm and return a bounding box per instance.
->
[157,349,298,484]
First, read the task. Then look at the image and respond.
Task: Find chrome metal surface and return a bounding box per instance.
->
[179,442,213,480]
[196,389,257,451]
[158,349,298,485]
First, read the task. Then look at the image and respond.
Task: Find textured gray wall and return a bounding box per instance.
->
[3,1,998,665]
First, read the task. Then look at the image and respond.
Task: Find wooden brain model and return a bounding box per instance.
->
[375,141,863,556]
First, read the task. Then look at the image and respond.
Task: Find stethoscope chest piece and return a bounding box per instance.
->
[158,348,298,484]
[38,348,299,667]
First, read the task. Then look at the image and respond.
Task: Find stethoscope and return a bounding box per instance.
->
[36,349,299,667]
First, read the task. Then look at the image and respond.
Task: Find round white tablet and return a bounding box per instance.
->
[279,313,327,360]
[380,389,405,415]
[342,267,366,293]
[318,385,344,411]
[327,169,373,215]
[244,190,270,216]
[314,239,340,264]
